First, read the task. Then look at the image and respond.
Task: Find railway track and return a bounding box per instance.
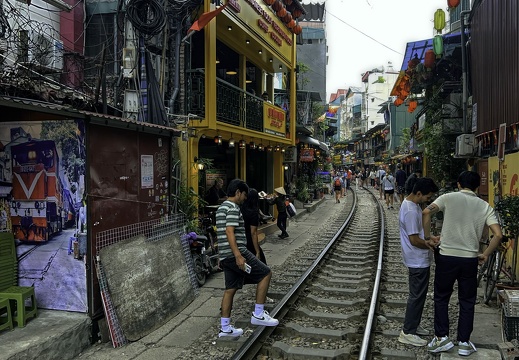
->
[175,188,438,360]
[230,188,390,359]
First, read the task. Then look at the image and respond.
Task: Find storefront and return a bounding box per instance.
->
[182,0,303,204]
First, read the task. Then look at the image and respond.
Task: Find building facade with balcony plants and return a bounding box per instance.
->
[183,0,304,208]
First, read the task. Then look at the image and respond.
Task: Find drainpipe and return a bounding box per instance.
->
[460,10,471,134]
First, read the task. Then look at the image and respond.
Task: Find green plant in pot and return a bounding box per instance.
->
[176,183,207,234]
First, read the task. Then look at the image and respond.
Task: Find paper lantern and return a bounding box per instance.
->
[292,8,302,18]
[287,19,296,28]
[434,9,445,32]
[424,49,436,68]
[408,100,418,113]
[448,0,460,8]
[283,12,292,23]
[394,98,404,106]
[272,0,282,11]
[433,35,444,56]
[292,24,302,35]
[277,8,287,18]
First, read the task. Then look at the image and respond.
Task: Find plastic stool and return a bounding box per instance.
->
[0,286,37,327]
[0,297,13,331]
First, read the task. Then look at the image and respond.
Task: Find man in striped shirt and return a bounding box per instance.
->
[216,179,278,338]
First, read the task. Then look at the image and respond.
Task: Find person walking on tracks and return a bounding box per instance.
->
[398,177,439,347]
[333,174,343,203]
[216,179,278,338]
[267,187,289,238]
[422,171,503,355]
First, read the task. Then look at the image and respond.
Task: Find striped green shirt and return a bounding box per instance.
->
[216,200,247,260]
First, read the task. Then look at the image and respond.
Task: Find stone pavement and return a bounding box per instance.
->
[0,188,511,359]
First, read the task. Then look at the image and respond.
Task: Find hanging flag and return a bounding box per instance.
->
[188,4,228,33]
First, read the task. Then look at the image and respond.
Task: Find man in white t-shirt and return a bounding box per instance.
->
[398,177,439,347]
[423,171,503,355]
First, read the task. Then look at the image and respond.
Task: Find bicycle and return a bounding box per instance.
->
[478,235,513,305]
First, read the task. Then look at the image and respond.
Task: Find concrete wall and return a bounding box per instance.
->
[99,234,196,341]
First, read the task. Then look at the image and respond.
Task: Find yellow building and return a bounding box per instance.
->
[181,0,303,205]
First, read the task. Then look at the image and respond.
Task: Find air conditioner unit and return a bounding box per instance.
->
[455,134,475,157]
[27,32,63,70]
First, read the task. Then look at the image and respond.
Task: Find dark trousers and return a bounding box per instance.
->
[277,211,288,235]
[434,253,478,342]
[403,267,430,334]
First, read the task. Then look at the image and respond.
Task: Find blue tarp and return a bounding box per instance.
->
[400,32,463,71]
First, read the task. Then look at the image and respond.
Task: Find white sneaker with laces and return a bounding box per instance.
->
[398,331,427,346]
[251,310,279,326]
[458,341,477,356]
[218,325,243,338]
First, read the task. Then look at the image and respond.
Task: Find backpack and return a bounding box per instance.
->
[334,178,341,187]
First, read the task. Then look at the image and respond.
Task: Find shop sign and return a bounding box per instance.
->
[284,146,297,162]
[300,148,314,162]
[205,169,227,191]
[263,102,286,137]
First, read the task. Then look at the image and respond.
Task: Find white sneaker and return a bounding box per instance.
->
[251,310,279,326]
[218,325,243,337]
[428,336,454,353]
[416,325,429,336]
[398,331,427,346]
[458,341,477,356]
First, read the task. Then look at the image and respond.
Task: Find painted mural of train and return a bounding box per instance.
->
[10,139,68,242]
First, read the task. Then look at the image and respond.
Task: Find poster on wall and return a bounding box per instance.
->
[141,155,154,189]
[0,121,87,312]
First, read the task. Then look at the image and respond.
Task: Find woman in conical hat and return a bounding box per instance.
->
[268,187,288,238]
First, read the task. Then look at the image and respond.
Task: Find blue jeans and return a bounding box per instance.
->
[433,253,478,342]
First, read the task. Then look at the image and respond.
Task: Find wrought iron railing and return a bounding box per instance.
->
[186,70,264,132]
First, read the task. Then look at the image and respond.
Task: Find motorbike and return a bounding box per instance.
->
[189,214,220,286]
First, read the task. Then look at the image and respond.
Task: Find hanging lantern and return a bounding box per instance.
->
[277,8,287,18]
[424,49,436,69]
[407,55,420,70]
[272,0,283,11]
[239,140,246,149]
[283,12,292,23]
[264,0,275,4]
[292,8,302,18]
[287,19,296,28]
[292,24,302,35]
[448,0,460,8]
[434,9,446,32]
[408,100,418,113]
[394,98,404,106]
[249,141,256,149]
[433,35,444,56]
[271,0,282,12]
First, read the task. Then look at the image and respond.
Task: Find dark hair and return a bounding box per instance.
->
[412,177,439,195]
[458,170,480,191]
[227,178,249,197]
[415,169,423,174]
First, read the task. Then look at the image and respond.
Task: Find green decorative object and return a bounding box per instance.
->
[433,35,444,56]
[434,9,445,32]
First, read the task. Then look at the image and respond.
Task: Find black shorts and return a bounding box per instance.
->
[384,189,395,195]
[220,249,271,290]
[334,186,342,192]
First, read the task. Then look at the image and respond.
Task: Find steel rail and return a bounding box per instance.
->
[231,190,359,360]
[358,190,386,359]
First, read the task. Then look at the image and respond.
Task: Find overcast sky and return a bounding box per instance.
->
[320,0,446,100]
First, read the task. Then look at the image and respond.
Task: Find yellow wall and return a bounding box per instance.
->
[488,152,519,282]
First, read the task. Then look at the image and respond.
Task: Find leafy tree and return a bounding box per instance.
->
[40,120,85,185]
[297,61,311,89]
